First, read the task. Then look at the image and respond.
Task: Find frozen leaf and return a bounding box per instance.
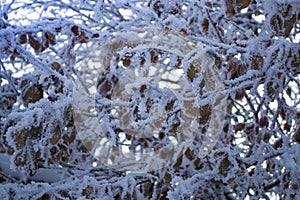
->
[270,4,297,37]
[71,25,79,35]
[219,156,232,176]
[259,116,269,127]
[28,34,42,52]
[19,34,27,44]
[122,58,131,67]
[202,18,209,34]
[225,0,251,17]
[45,32,56,45]
[22,84,43,106]
[234,123,245,131]
[51,62,63,75]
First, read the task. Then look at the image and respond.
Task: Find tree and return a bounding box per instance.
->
[0,0,299,199]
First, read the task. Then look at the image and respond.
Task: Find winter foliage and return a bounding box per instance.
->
[0,0,299,199]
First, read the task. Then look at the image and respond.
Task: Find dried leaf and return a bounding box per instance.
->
[82,185,94,198]
[22,84,43,106]
[219,156,231,175]
[270,4,297,37]
[187,64,196,81]
[274,138,283,149]
[235,90,245,100]
[202,18,209,34]
[284,123,291,131]
[28,34,42,52]
[78,31,89,43]
[180,29,188,36]
[185,148,193,160]
[12,129,28,149]
[150,50,158,63]
[226,0,251,17]
[51,62,64,75]
[45,32,56,45]
[19,34,27,44]
[227,58,247,79]
[92,33,100,38]
[251,55,264,70]
[235,0,252,12]
[122,58,131,67]
[225,0,235,17]
[234,123,245,131]
[71,25,79,35]
[259,116,269,127]
[248,168,255,176]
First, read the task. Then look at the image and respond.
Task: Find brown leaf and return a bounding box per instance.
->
[125,133,132,140]
[251,55,264,70]
[22,84,43,106]
[37,193,51,200]
[219,156,232,175]
[189,17,195,25]
[225,0,235,17]
[51,62,64,75]
[271,14,284,35]
[259,116,269,127]
[234,123,245,131]
[194,157,201,169]
[180,29,188,36]
[12,129,28,149]
[173,154,183,169]
[45,32,56,45]
[19,34,27,44]
[274,138,283,149]
[82,185,94,198]
[248,168,255,176]
[14,152,27,166]
[122,58,131,67]
[283,13,296,37]
[199,104,211,124]
[266,81,279,101]
[71,25,79,35]
[227,58,247,79]
[226,0,251,17]
[263,133,271,142]
[173,57,182,68]
[97,75,118,98]
[142,182,154,197]
[187,64,196,81]
[28,34,42,52]
[235,0,252,12]
[286,87,292,98]
[150,50,158,63]
[92,33,100,38]
[185,148,193,160]
[270,4,297,37]
[49,124,61,145]
[279,107,286,120]
[284,123,291,131]
[78,31,89,43]
[235,90,245,100]
[158,131,165,140]
[202,18,209,34]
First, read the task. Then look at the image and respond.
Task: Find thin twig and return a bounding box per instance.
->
[205,9,224,43]
[0,59,19,94]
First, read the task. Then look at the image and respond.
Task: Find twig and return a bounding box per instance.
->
[205,9,224,43]
[264,179,280,191]
[0,170,18,183]
[0,59,19,94]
